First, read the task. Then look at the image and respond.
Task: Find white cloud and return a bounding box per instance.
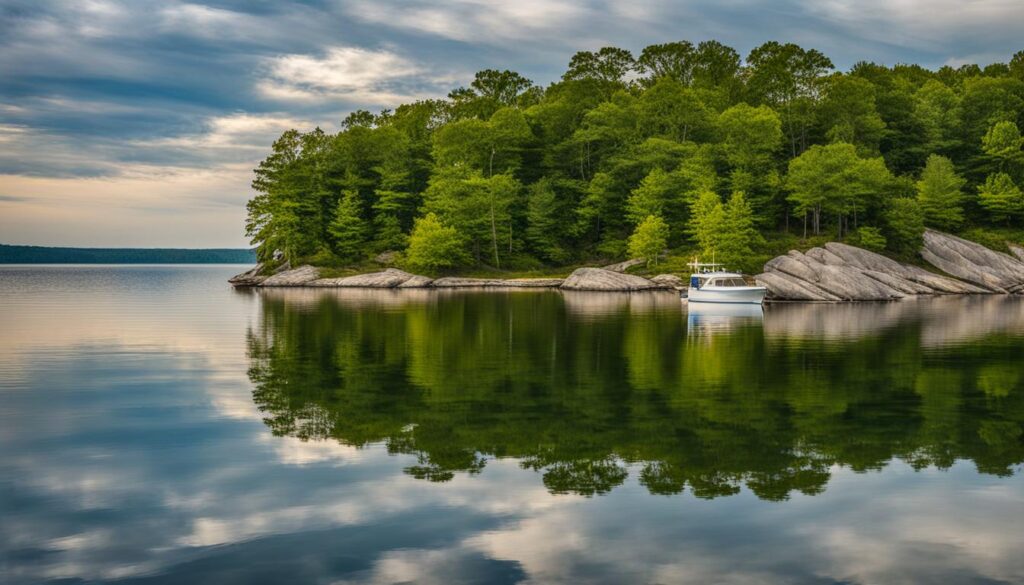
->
[342,0,591,46]
[258,45,455,105]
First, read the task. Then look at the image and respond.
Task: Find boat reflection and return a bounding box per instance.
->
[686,300,763,338]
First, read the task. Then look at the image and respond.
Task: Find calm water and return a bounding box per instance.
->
[2,265,1024,584]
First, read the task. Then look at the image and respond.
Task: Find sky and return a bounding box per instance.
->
[0,0,1022,248]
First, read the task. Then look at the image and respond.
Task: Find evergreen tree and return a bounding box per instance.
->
[916,154,965,230]
[855,226,887,252]
[884,198,925,254]
[373,214,408,253]
[718,191,764,267]
[525,180,569,263]
[328,190,368,262]
[978,173,1024,223]
[628,215,669,267]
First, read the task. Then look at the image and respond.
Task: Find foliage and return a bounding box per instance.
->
[405,213,468,273]
[883,198,926,254]
[916,154,966,230]
[977,173,1024,223]
[328,190,368,261]
[243,42,1024,271]
[854,226,887,251]
[628,215,669,266]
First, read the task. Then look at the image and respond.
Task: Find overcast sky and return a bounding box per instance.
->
[1,0,1022,248]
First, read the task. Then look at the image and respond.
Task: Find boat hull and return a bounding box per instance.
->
[687,286,766,305]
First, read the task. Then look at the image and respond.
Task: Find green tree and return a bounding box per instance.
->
[982,121,1024,171]
[688,191,727,259]
[626,168,670,226]
[855,226,887,251]
[883,198,925,254]
[819,75,887,152]
[916,154,966,230]
[405,213,468,272]
[636,41,696,85]
[628,215,669,267]
[718,191,765,267]
[786,142,892,237]
[329,190,368,261]
[525,179,570,263]
[978,172,1024,223]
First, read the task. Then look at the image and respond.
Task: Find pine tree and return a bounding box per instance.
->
[719,191,764,268]
[525,179,569,263]
[329,190,367,262]
[978,173,1023,224]
[916,155,965,230]
[883,198,925,254]
[373,214,408,252]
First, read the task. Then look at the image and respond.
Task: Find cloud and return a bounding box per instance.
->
[258,45,456,105]
[342,0,591,47]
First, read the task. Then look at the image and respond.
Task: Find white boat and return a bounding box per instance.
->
[685,262,766,305]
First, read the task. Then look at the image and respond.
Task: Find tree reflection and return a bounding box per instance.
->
[247,290,1024,500]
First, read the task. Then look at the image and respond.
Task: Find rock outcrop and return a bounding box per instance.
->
[650,274,686,290]
[431,277,563,288]
[311,268,424,288]
[1010,244,1024,262]
[258,265,320,287]
[560,267,670,291]
[602,258,645,273]
[757,237,1001,301]
[228,263,266,287]
[921,230,1024,293]
[397,274,434,288]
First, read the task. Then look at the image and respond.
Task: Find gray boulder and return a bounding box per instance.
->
[258,265,320,287]
[311,268,419,288]
[1011,244,1024,262]
[602,258,646,273]
[397,274,434,288]
[228,264,266,287]
[431,277,509,288]
[922,230,1024,293]
[755,271,842,301]
[651,274,686,289]
[560,267,670,291]
[765,251,903,301]
[500,278,564,288]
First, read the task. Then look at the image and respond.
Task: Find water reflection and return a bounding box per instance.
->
[248,290,1024,501]
[686,301,763,338]
[4,268,1024,584]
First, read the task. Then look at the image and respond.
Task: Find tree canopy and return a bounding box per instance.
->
[245,41,1024,272]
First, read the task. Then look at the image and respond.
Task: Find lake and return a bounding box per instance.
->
[2,265,1023,584]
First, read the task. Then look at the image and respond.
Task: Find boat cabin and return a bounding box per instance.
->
[690,274,749,290]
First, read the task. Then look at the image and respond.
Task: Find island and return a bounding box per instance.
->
[230,41,1024,300]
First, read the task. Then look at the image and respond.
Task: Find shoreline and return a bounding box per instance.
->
[231,230,1024,300]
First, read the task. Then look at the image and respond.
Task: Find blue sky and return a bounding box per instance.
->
[1,0,1022,248]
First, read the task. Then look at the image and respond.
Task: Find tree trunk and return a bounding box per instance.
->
[490,201,500,268]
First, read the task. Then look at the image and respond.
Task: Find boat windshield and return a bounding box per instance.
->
[711,277,748,287]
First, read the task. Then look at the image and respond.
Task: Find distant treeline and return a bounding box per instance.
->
[0,244,256,264]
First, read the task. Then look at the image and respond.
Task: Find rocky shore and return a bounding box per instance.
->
[755,230,1024,300]
[231,230,1024,300]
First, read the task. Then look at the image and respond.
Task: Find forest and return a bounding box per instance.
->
[244,41,1024,274]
